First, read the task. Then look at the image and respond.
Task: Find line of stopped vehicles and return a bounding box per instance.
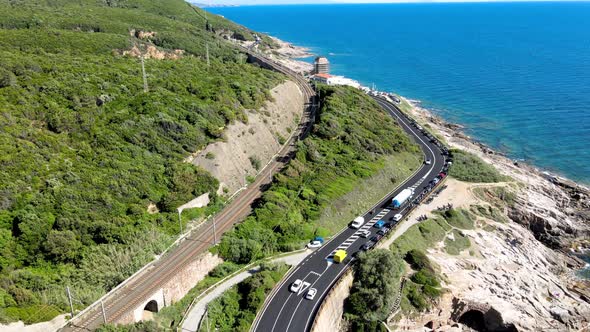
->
[293,100,454,300]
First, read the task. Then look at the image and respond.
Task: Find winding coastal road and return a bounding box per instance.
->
[251,96,448,332]
[61,49,316,332]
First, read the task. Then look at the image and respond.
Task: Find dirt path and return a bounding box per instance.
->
[180,251,310,332]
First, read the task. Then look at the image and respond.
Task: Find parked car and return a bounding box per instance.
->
[359,229,371,238]
[393,213,403,222]
[305,288,317,300]
[374,220,386,228]
[290,279,303,293]
[371,235,383,243]
[377,228,390,236]
[361,241,376,251]
[306,240,322,249]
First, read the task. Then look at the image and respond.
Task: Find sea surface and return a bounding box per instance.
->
[210,2,590,185]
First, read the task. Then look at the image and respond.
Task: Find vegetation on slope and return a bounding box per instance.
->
[402,250,441,312]
[217,85,420,264]
[388,219,448,316]
[0,0,283,322]
[344,250,404,331]
[448,149,508,183]
[199,262,288,332]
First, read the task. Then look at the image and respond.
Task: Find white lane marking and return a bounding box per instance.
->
[271,270,322,332]
[326,208,392,259]
[378,99,438,184]
[252,263,302,332]
[326,98,442,262]
[258,219,356,331]
[297,281,311,296]
[270,291,295,332]
[263,98,442,332]
[285,272,326,332]
[302,258,356,331]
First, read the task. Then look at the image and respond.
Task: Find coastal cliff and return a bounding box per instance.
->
[389,98,590,331]
[188,80,304,195]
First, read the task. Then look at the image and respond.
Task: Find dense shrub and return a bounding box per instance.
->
[204,263,288,331]
[346,250,404,323]
[448,149,507,183]
[395,247,443,314]
[404,249,432,271]
[0,0,283,321]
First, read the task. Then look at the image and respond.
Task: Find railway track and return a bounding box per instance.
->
[61,48,317,331]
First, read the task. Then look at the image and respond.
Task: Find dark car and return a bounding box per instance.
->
[377,228,389,236]
[370,234,383,243]
[361,241,376,251]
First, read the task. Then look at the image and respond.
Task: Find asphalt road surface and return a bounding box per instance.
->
[251,96,448,332]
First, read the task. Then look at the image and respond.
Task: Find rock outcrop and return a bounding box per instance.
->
[390,98,590,331]
[189,80,303,195]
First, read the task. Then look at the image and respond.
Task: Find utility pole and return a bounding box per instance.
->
[178,210,183,235]
[66,286,74,318]
[206,43,210,67]
[212,217,217,245]
[100,300,107,324]
[141,56,148,92]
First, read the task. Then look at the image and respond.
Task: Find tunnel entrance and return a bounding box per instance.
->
[459,310,487,331]
[144,300,159,313]
[142,299,159,321]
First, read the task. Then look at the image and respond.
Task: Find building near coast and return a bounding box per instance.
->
[313,56,330,74]
[311,73,361,89]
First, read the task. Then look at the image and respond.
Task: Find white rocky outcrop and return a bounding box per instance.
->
[392,99,590,331]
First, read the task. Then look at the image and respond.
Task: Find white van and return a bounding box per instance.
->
[350,216,365,229]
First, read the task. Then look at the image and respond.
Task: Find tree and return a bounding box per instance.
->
[15,209,55,262]
[218,236,262,264]
[348,249,404,322]
[44,230,82,263]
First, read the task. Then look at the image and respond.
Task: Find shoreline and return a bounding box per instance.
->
[403,97,590,194]
[264,35,590,192]
[266,34,590,267]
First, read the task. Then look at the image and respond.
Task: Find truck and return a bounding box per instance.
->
[333,249,347,263]
[392,188,414,208]
[350,216,365,229]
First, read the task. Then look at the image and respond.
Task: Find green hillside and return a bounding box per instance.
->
[218,85,420,264]
[0,0,283,323]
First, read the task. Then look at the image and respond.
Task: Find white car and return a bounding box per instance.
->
[359,230,371,238]
[424,159,432,165]
[393,213,403,222]
[306,240,322,249]
[290,279,303,293]
[350,216,365,229]
[305,288,317,300]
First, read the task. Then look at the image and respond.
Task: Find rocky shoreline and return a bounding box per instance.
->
[266,34,590,330]
[403,97,590,251]
[399,96,590,330]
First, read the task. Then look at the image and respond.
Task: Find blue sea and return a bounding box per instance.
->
[210,2,590,185]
